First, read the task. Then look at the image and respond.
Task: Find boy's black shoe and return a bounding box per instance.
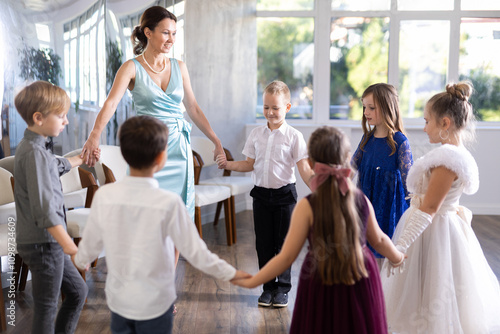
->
[272,292,288,308]
[257,290,273,307]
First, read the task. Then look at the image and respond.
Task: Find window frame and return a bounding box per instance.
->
[256,0,500,125]
[63,0,105,110]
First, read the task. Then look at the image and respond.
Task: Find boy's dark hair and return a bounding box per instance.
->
[118,116,169,170]
[14,81,70,126]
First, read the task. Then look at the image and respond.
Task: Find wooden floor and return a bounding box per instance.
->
[2,212,500,334]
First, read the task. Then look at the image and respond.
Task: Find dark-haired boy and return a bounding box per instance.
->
[73,115,248,334]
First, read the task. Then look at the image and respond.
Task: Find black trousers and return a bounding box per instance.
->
[251,183,297,293]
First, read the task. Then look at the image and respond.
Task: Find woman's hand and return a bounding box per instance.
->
[81,133,100,167]
[213,143,225,162]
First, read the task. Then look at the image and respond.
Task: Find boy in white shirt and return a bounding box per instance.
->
[217,81,314,308]
[73,115,248,334]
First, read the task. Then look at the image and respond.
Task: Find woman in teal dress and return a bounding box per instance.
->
[81,6,225,220]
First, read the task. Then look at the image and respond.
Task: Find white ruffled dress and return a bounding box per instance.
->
[381,144,500,334]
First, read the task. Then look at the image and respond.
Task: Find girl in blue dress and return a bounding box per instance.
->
[351,83,413,265]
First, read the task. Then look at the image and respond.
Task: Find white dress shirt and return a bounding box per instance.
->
[242,122,308,189]
[74,176,236,320]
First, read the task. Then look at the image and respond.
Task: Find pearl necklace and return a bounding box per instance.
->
[141,53,166,74]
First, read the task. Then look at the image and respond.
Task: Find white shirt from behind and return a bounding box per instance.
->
[74,176,236,320]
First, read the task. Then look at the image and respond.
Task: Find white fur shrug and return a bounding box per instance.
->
[407,144,479,195]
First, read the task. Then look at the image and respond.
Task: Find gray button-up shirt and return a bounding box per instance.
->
[14,129,71,244]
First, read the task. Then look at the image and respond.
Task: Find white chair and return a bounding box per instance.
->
[60,165,99,276]
[60,166,87,209]
[190,136,254,244]
[0,223,11,331]
[93,145,128,185]
[192,150,233,246]
[0,166,28,330]
[0,167,15,227]
[0,156,15,175]
[60,165,98,211]
[62,149,90,209]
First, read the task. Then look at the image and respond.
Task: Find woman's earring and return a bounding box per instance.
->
[439,129,449,141]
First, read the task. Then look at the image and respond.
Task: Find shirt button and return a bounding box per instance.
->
[376,167,380,170]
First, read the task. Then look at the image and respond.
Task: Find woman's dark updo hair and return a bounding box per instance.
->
[427,81,474,131]
[131,6,177,56]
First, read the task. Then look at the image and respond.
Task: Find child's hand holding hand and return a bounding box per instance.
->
[66,155,84,168]
[216,154,227,169]
[231,277,256,289]
[230,270,257,288]
[71,254,90,272]
[230,270,252,281]
[387,251,407,277]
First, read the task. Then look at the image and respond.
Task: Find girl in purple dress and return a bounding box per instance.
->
[232,126,404,333]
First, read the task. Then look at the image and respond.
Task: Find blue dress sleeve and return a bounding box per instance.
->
[351,138,364,170]
[397,137,413,204]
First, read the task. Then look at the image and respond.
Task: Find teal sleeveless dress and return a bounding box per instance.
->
[130,58,194,219]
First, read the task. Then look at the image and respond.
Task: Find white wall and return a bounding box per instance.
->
[185,0,256,147]
[183,0,257,221]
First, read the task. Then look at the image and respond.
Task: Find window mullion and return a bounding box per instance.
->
[388,15,400,87]
[314,0,331,124]
[448,0,461,83]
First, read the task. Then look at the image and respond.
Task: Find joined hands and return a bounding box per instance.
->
[386,249,407,277]
[216,154,227,169]
[230,270,255,288]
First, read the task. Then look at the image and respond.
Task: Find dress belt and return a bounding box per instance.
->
[163,117,192,144]
[406,194,472,226]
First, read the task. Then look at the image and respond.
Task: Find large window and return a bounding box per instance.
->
[257,0,500,121]
[257,17,314,119]
[398,20,449,118]
[459,18,500,121]
[330,17,389,120]
[63,0,105,108]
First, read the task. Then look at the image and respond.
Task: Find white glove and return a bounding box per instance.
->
[396,208,432,254]
[386,249,406,277]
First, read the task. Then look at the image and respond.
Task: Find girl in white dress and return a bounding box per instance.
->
[381,81,500,334]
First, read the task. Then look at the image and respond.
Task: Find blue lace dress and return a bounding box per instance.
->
[351,132,412,258]
[130,58,194,219]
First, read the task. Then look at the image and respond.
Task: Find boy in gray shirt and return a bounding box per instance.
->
[14,81,99,333]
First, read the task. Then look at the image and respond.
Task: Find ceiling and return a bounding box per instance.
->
[10,0,82,14]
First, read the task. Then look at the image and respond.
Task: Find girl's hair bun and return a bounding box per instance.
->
[446,81,472,102]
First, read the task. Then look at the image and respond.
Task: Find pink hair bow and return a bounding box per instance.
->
[310,162,351,195]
